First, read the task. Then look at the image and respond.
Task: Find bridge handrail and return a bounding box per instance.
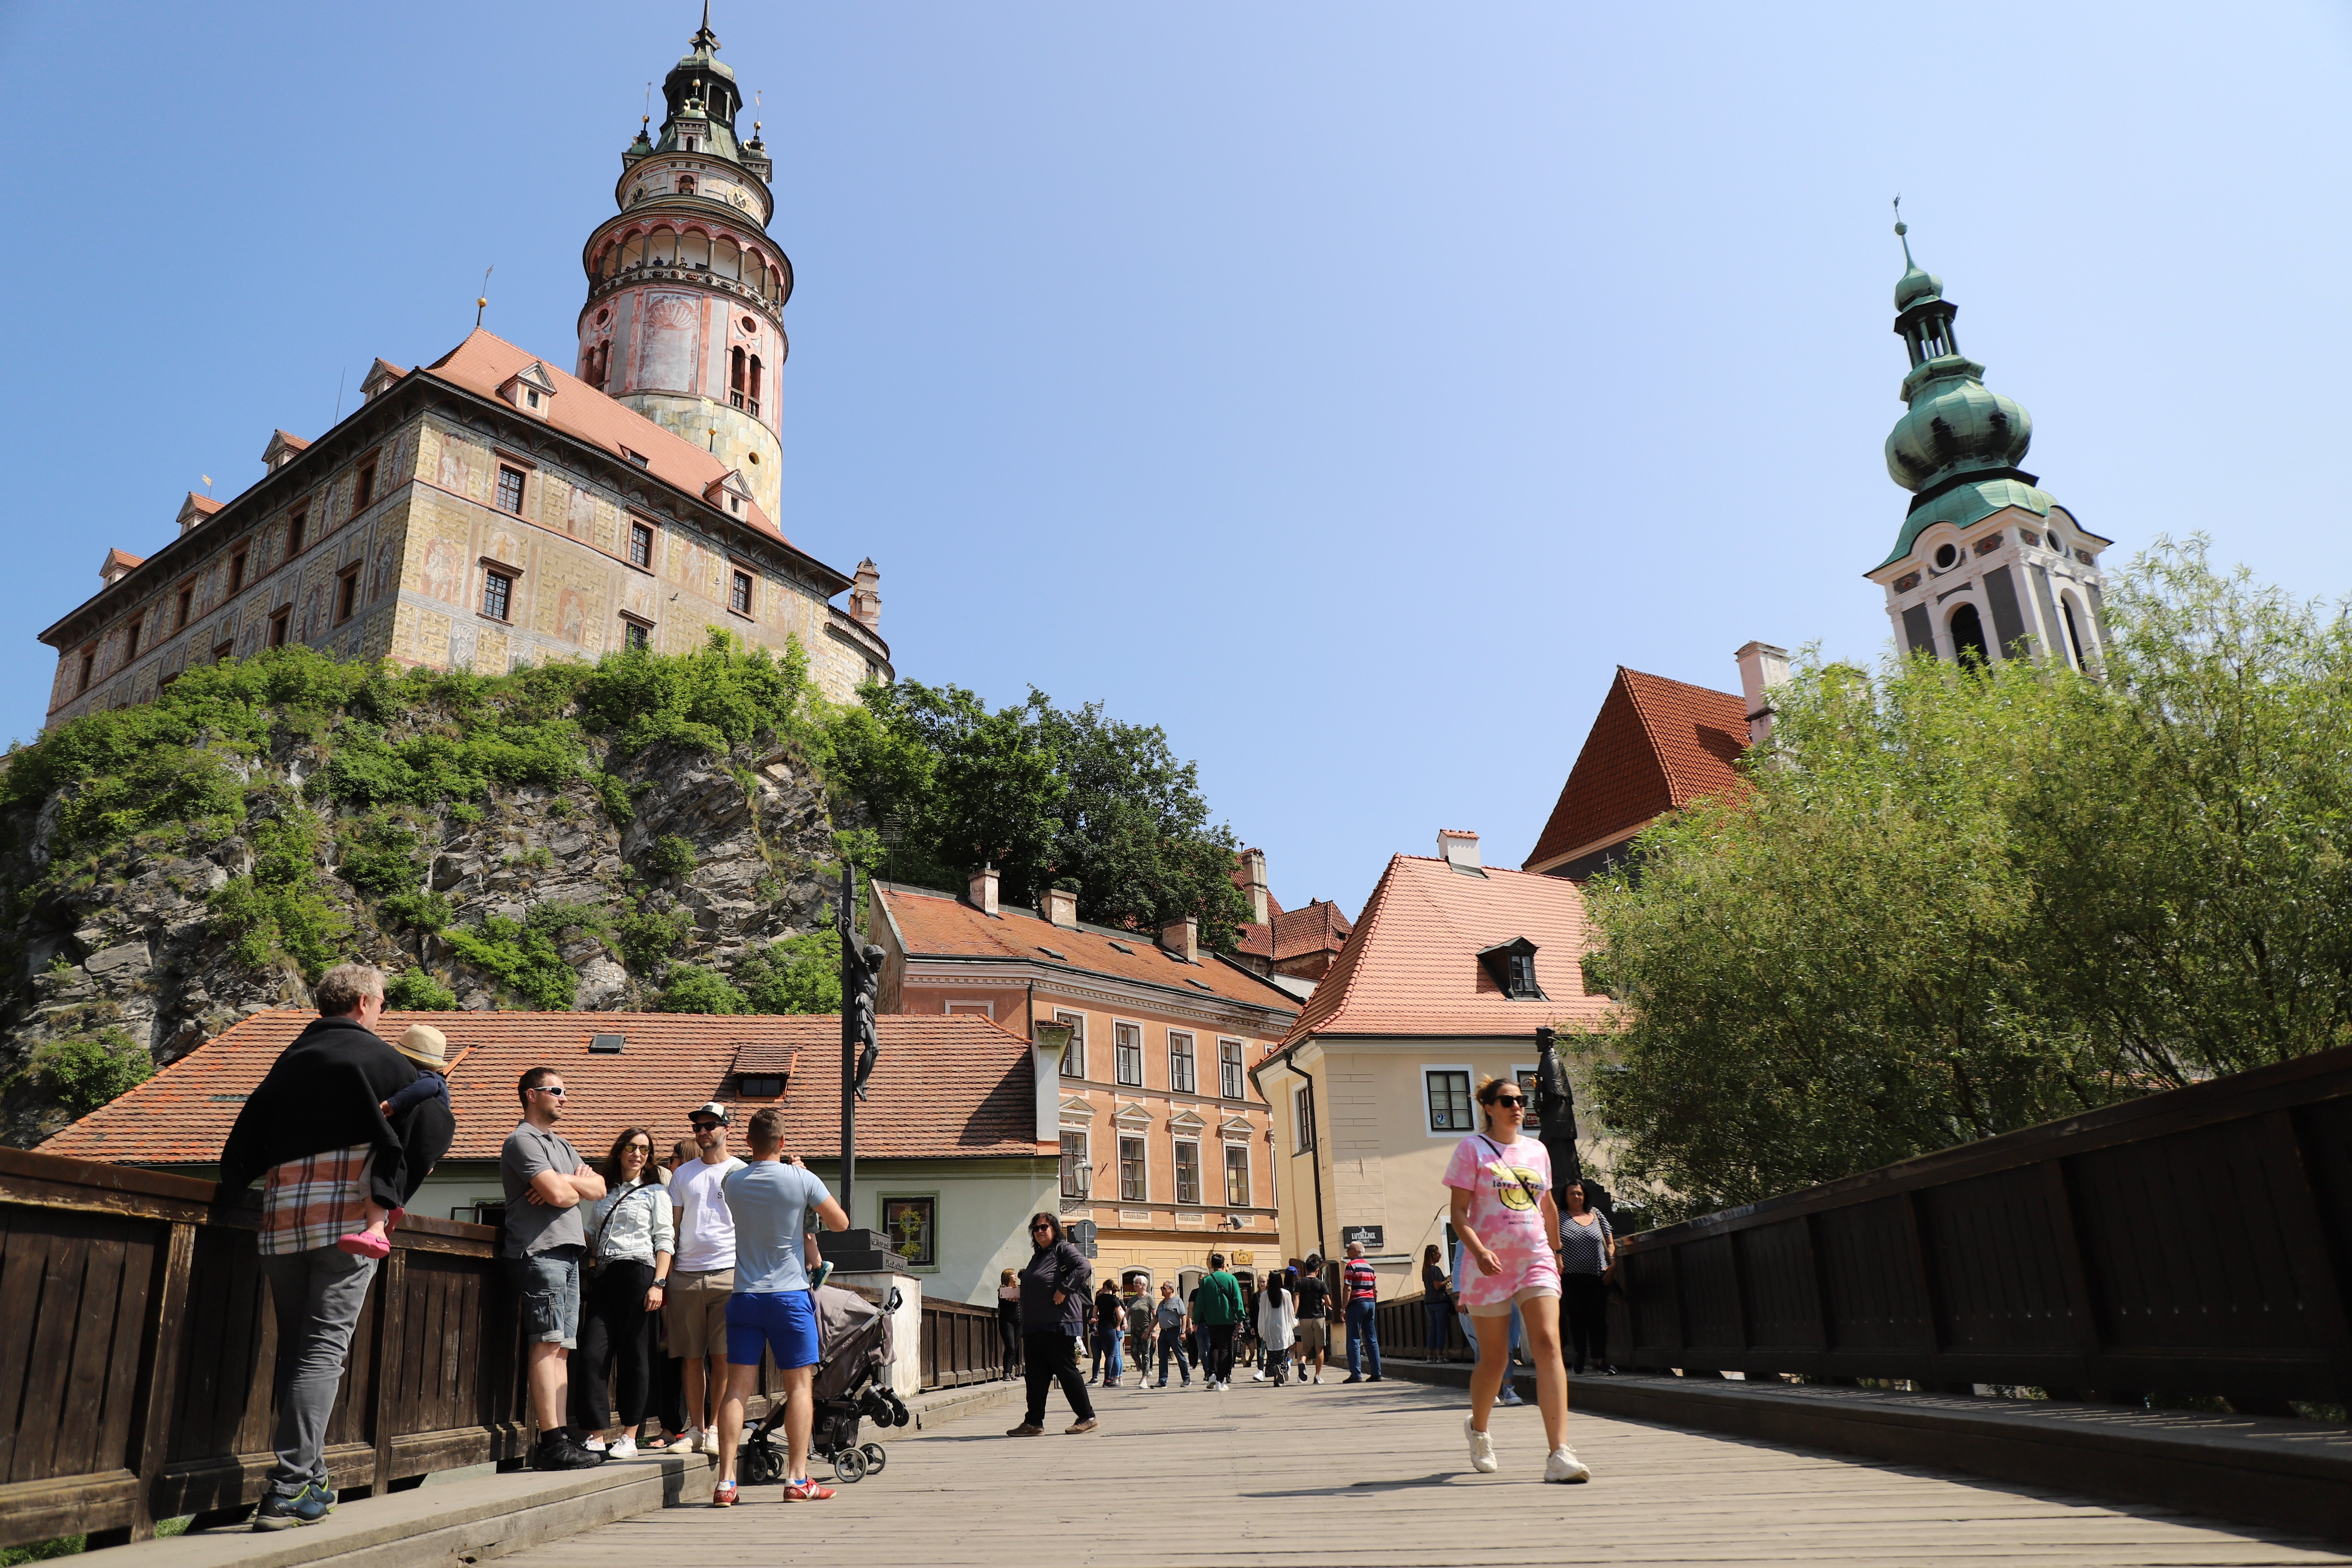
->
[1610,1040,2352,1403]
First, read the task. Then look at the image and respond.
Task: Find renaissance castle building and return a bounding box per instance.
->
[1865,219,2109,668]
[40,16,890,725]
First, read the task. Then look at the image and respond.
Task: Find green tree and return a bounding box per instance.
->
[34,1029,152,1118]
[658,965,746,1014]
[735,929,842,1014]
[1573,540,2352,1220]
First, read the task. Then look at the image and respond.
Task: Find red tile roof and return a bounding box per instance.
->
[41,1011,1045,1168]
[877,884,1299,1017]
[1270,855,1610,1050]
[181,494,225,519]
[1523,668,1750,873]
[420,329,785,543]
[101,547,146,573]
[1236,900,1354,963]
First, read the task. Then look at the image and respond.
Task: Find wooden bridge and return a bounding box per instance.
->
[8,1040,2352,1561]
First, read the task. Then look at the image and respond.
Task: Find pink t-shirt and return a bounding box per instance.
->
[1442,1133,1556,1303]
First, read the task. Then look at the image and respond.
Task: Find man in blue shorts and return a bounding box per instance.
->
[712,1107,848,1505]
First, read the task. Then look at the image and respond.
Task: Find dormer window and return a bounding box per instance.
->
[738,1074,782,1099]
[1476,937,1547,1000]
[500,363,557,419]
[678,175,697,195]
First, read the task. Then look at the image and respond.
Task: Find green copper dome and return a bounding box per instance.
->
[1871,219,2052,572]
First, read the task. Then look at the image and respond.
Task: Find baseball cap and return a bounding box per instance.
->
[689,1101,730,1126]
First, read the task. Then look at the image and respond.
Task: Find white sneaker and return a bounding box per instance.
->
[608,1434,637,1459]
[698,1429,722,1456]
[1312,1372,1322,1384]
[1545,1447,1591,1484]
[581,1435,607,1452]
[1464,1417,1499,1474]
[677,1427,702,1453]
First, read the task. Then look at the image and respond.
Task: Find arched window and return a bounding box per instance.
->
[621,233,645,271]
[2061,593,2092,669]
[599,245,619,279]
[1949,602,1990,665]
[729,346,747,410]
[677,174,697,196]
[744,253,764,295]
[648,227,676,266]
[680,230,710,270]
[713,237,741,280]
[746,355,762,418]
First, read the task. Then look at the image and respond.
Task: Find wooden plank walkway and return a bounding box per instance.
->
[508,1377,2352,1566]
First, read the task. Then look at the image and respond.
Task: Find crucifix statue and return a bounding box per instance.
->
[1533,1026,1583,1185]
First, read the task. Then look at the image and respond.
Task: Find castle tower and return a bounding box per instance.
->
[577,8,789,521]
[1865,214,2111,668]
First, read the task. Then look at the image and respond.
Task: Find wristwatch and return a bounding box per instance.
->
[652,1276,669,1288]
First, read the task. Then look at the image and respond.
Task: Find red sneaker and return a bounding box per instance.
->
[781,1478,836,1502]
[712,1481,738,1507]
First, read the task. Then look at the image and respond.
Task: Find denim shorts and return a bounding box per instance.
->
[511,1245,583,1348]
[726,1289,820,1371]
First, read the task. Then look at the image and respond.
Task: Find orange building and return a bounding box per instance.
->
[868,871,1301,1292]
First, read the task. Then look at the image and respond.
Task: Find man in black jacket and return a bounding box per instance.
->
[219,964,454,1530]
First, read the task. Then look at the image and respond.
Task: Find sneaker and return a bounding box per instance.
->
[1005,1422,1045,1436]
[1369,1374,1384,1383]
[1464,1418,1499,1475]
[1500,1386,1525,1407]
[712,1481,738,1507]
[581,1435,608,1452]
[251,1483,334,1530]
[533,1435,604,1472]
[1545,1447,1592,1484]
[1341,1373,1362,1384]
[698,1429,723,1457]
[1065,1418,1098,1434]
[1313,1372,1323,1384]
[1251,1370,1268,1382]
[608,1434,638,1459]
[782,1478,837,1501]
[809,1260,835,1292]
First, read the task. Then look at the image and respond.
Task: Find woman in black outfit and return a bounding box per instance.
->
[1557,1181,1616,1375]
[995,1268,1023,1378]
[1006,1214,1098,1436]
[1420,1242,1454,1360]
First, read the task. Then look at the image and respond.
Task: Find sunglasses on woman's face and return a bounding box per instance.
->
[1030,1223,1054,1233]
[1492,1095,1526,1109]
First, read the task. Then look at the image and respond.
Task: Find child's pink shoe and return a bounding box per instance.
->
[338,1230,390,1259]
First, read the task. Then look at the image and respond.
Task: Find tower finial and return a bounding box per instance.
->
[1893,194,1914,266]
[692,0,719,52]
[476,265,493,328]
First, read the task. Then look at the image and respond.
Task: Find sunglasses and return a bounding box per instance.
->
[534,1086,567,1097]
[691,1121,721,1131]
[1029,1223,1054,1233]
[1491,1095,1526,1109]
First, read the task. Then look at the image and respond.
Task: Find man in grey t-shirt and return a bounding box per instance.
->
[501,1067,606,1470]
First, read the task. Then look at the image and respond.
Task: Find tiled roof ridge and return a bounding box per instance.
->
[1271,854,1402,1046]
[1619,666,1746,808]
[418,328,786,542]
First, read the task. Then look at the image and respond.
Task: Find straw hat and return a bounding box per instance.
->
[394,1024,449,1071]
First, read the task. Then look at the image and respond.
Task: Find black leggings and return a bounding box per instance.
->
[1563,1273,1609,1367]
[997,1305,1023,1375]
[1203,1323,1237,1383]
[1023,1332,1096,1426]
[574,1259,655,1430]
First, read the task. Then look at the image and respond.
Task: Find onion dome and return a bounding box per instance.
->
[1872,207,2053,571]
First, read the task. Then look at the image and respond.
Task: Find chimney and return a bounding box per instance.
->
[968,864,999,916]
[1734,641,1792,751]
[1240,848,1269,925]
[1040,884,1078,928]
[1158,915,1198,964]
[849,559,881,632]
[1437,828,1482,872]
[1030,1016,1075,1143]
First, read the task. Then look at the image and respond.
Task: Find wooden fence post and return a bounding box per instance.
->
[123,1221,195,1545]
[369,1248,408,1496]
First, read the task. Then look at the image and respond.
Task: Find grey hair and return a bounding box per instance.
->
[314,962,386,1017]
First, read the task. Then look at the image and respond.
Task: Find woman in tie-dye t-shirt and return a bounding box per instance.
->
[1442,1076,1587,1484]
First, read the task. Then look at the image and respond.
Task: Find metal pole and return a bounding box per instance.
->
[839,859,857,1220]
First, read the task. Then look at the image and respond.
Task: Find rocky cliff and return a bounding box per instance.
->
[0,640,848,1146]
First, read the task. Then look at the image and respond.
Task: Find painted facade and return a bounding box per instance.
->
[868,876,1301,1295]
[39,17,887,725]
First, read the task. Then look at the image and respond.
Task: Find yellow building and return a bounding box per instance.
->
[1252,831,1611,1298]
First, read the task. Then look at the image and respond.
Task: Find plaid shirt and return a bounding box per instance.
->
[259,1144,373,1256]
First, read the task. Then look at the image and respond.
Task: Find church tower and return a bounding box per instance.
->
[577,9,788,522]
[1865,214,2111,668]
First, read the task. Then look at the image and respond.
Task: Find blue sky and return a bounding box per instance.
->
[3,3,2347,917]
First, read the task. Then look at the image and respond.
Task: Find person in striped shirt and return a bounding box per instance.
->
[1341,1241,1383,1382]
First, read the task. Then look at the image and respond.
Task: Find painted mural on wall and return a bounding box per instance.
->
[637,292,701,394]
[421,538,464,605]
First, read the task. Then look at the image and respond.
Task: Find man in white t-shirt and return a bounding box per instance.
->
[663,1101,745,1455]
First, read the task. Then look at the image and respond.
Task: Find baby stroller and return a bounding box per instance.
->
[737,1285,912,1485]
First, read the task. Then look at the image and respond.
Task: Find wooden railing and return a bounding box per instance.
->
[920,1297,1006,1389]
[1374,1291,1475,1362]
[1612,1043,2352,1405]
[0,1147,526,1550]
